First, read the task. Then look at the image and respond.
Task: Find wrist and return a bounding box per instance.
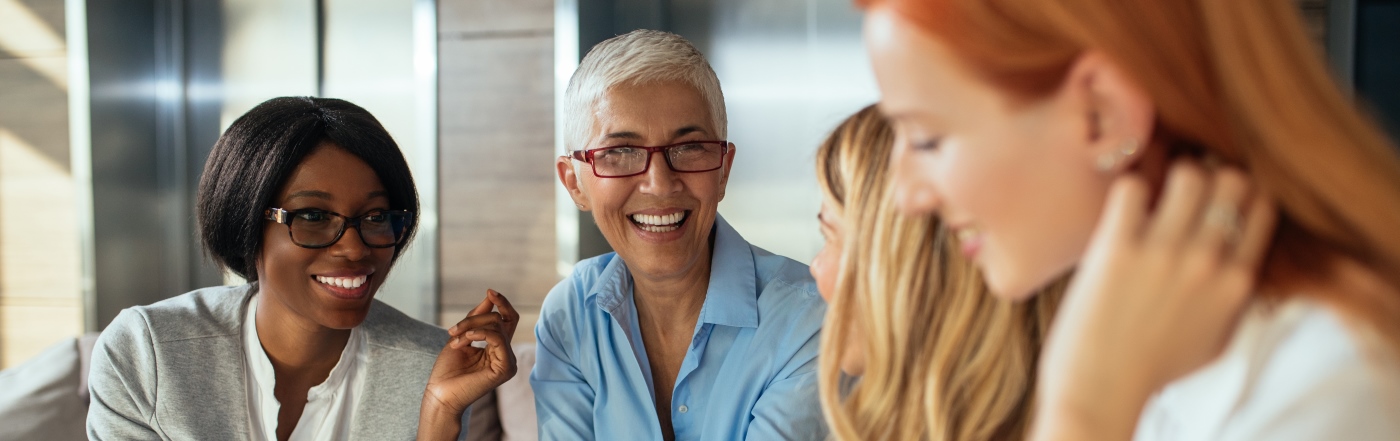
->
[417,395,465,441]
[1032,379,1153,441]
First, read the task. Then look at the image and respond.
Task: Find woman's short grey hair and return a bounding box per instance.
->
[564,30,727,152]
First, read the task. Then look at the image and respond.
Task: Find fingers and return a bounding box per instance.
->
[1190,168,1249,256]
[448,289,516,336]
[448,312,502,337]
[450,325,507,352]
[449,321,501,348]
[1147,162,1208,246]
[1230,189,1278,270]
[486,290,520,343]
[1097,175,1151,245]
[466,293,495,318]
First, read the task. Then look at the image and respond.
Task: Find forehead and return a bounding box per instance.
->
[278,143,386,199]
[864,8,995,122]
[590,81,715,141]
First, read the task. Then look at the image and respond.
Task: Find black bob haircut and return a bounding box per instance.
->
[196,96,419,281]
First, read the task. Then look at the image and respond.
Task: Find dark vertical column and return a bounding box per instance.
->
[84,0,223,330]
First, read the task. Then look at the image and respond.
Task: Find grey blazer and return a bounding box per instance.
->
[86,284,468,440]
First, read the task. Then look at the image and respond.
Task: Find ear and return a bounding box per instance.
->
[1063,51,1156,172]
[718,143,737,201]
[556,156,592,211]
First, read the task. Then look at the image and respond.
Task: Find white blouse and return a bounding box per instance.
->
[1134,298,1400,441]
[243,295,369,441]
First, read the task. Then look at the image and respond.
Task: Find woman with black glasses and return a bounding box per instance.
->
[87,96,516,440]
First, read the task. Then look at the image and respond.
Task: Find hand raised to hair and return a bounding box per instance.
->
[417,289,520,441]
[1032,163,1277,441]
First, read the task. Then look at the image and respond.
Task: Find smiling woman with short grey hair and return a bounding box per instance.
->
[535,30,829,440]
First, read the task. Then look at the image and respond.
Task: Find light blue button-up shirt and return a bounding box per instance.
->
[531,215,829,440]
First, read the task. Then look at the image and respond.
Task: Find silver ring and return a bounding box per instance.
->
[1204,205,1242,243]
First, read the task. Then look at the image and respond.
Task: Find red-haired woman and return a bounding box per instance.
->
[858,1,1400,440]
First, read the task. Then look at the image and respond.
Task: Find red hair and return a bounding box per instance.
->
[863,0,1400,351]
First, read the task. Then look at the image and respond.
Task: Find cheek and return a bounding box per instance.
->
[933,138,1007,214]
[258,227,314,284]
[841,331,867,375]
[810,244,840,303]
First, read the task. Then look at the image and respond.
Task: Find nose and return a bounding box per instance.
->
[891,154,942,215]
[638,150,681,195]
[328,224,372,261]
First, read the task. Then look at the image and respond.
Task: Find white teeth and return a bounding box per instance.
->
[316,275,368,289]
[629,212,687,233]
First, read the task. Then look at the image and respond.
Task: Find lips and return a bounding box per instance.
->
[628,210,690,233]
[311,271,374,300]
[954,226,982,258]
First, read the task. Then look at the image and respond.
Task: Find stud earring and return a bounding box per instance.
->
[1095,139,1141,172]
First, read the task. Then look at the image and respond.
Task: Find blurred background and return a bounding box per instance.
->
[0,0,1394,370]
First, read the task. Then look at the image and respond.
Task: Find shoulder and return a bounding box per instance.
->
[1238,300,1399,395]
[361,300,448,356]
[749,244,826,321]
[746,245,826,374]
[540,252,618,317]
[1143,299,1400,440]
[1226,300,1400,437]
[104,284,253,344]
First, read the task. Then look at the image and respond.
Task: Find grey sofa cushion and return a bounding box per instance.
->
[462,343,538,441]
[0,335,92,441]
[497,343,537,441]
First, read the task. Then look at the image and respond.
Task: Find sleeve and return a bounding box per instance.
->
[529,282,596,441]
[86,309,164,440]
[744,328,828,441]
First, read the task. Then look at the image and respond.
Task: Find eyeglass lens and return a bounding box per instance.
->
[287,210,410,247]
[592,142,724,177]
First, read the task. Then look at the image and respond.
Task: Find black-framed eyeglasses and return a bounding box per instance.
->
[567,140,729,178]
[265,208,414,249]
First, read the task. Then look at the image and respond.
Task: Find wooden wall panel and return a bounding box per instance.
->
[437,0,558,343]
[0,0,83,369]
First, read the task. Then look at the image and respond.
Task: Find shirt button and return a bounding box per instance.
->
[678,405,689,414]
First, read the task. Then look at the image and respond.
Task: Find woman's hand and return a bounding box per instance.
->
[418,289,520,440]
[1032,163,1277,441]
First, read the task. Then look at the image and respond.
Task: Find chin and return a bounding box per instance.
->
[322,307,373,330]
[981,264,1045,301]
[841,358,866,376]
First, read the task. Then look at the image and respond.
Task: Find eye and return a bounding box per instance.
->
[295,210,332,223]
[912,137,943,152]
[675,143,705,152]
[363,210,389,223]
[598,146,638,157]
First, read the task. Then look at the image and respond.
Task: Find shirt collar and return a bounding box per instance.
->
[698,215,759,328]
[589,214,759,329]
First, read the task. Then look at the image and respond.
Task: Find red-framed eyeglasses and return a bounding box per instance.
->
[567,140,729,178]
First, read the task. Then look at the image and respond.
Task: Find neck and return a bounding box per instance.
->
[255,295,350,383]
[632,246,712,333]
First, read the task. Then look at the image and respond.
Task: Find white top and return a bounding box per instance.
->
[1134,298,1400,441]
[243,295,368,441]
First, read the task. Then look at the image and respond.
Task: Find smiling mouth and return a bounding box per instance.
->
[629,211,690,233]
[314,274,369,290]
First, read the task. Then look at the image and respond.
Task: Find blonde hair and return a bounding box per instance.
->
[860,0,1400,352]
[564,29,727,151]
[816,105,1066,440]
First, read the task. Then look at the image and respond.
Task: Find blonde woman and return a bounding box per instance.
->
[859,0,1400,439]
[810,105,1064,440]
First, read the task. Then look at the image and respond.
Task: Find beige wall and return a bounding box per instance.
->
[0,0,82,369]
[437,0,558,342]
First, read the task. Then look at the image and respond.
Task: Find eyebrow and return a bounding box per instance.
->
[285,190,389,201]
[603,125,709,141]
